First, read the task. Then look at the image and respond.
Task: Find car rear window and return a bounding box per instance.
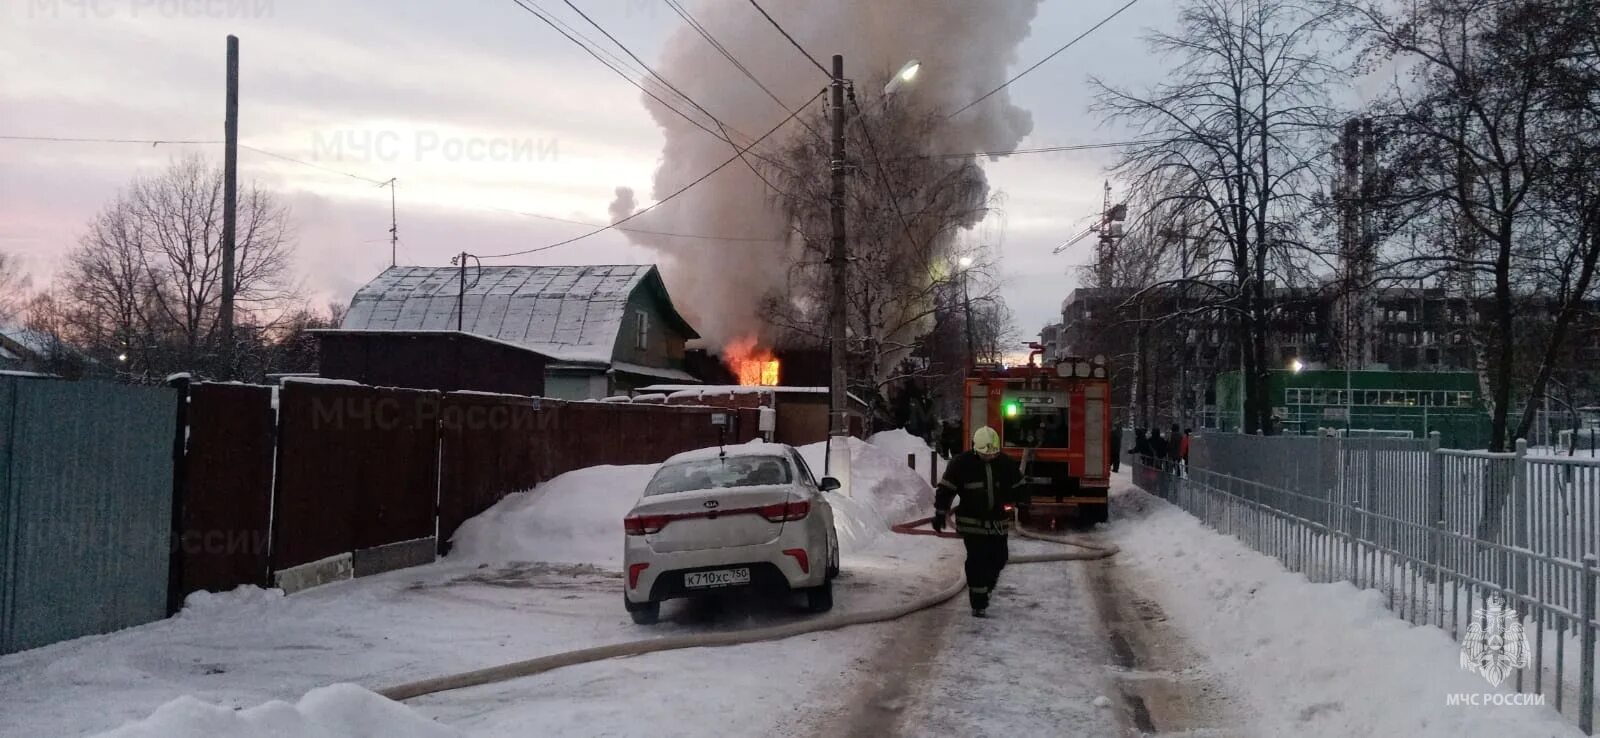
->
[645,456,793,496]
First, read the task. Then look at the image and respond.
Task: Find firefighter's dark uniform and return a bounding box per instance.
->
[935,450,1025,613]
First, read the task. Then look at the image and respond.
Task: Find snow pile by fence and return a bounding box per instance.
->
[451,435,934,568]
[448,464,658,569]
[92,683,460,738]
[1110,482,1582,738]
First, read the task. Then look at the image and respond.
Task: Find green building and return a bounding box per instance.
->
[1213,369,1490,448]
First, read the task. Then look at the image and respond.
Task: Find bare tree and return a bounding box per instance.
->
[1093,0,1337,434]
[0,251,29,324]
[56,154,297,378]
[1335,0,1600,450]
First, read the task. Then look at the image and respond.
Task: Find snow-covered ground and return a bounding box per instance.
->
[0,435,950,738]
[7,429,1592,737]
[1109,475,1584,737]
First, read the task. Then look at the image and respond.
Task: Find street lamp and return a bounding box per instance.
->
[1290,358,1304,374]
[883,59,921,96]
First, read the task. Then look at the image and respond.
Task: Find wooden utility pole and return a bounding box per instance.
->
[219,34,239,379]
[826,53,848,472]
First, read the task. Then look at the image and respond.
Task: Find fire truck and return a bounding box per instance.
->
[961,348,1112,526]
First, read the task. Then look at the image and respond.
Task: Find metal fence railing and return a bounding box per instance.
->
[1135,433,1600,733]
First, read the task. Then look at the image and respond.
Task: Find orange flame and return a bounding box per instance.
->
[724,336,780,386]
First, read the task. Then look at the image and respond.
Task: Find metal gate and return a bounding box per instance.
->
[0,376,177,654]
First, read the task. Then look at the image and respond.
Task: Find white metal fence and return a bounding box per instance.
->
[1138,433,1600,733]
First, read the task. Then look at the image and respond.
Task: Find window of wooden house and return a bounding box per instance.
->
[635,309,649,350]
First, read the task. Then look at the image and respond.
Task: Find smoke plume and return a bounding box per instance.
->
[629,0,1040,345]
[607,186,637,224]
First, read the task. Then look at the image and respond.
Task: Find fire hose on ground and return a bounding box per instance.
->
[376,517,1117,702]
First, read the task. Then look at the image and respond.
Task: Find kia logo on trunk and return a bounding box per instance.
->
[703,500,719,509]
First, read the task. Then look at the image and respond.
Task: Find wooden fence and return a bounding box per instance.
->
[174,380,756,597]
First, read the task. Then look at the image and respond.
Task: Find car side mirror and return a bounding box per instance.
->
[818,477,841,492]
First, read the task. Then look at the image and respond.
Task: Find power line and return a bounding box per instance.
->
[909,139,1161,160]
[664,0,823,143]
[850,92,922,257]
[238,144,391,185]
[746,0,830,79]
[946,0,1142,119]
[476,87,825,259]
[0,135,221,145]
[553,0,796,194]
[495,207,787,243]
[506,0,793,175]
[2,133,395,184]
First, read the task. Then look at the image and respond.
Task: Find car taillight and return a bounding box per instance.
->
[624,514,668,536]
[759,499,810,523]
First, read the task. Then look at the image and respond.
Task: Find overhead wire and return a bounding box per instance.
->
[746,0,830,79]
[0,135,221,145]
[849,90,923,258]
[474,87,825,259]
[904,139,1161,161]
[506,0,794,176]
[553,0,797,194]
[494,207,787,243]
[946,0,1142,119]
[663,0,824,143]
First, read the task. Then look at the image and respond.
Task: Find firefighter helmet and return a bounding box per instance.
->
[972,426,1001,455]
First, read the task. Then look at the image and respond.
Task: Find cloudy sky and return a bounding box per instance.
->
[0,0,1169,342]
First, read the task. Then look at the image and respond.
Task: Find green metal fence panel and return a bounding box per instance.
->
[0,377,177,655]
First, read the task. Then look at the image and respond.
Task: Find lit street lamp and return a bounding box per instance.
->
[882,59,921,96]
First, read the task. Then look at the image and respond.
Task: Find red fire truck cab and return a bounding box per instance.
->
[962,351,1112,526]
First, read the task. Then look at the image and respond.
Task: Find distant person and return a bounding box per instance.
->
[1181,428,1193,470]
[1110,422,1124,473]
[1149,429,1169,466]
[1132,428,1151,465]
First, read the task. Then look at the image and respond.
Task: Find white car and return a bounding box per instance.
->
[622,442,841,624]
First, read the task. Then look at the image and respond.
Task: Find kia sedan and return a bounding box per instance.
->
[622,443,840,625]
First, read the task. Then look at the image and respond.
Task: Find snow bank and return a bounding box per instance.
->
[1109,482,1583,738]
[177,586,285,620]
[93,683,460,738]
[799,435,932,553]
[451,433,935,568]
[449,464,658,569]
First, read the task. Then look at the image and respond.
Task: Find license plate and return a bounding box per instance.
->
[683,568,750,590]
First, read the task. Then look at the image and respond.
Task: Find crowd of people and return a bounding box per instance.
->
[1122,422,1190,474]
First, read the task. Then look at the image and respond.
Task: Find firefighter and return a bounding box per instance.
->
[932,425,1024,617]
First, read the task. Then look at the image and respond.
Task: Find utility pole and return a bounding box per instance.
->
[219,34,239,379]
[456,251,467,332]
[827,53,848,471]
[962,267,975,370]
[382,178,398,267]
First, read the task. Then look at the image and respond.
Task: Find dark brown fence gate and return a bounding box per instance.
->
[270,382,440,584]
[174,382,276,603]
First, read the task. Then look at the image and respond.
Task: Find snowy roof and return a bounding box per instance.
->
[340,265,698,365]
[665,441,797,464]
[0,326,51,357]
[612,362,699,383]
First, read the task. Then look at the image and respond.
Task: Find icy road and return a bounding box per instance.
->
[0,432,1584,737]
